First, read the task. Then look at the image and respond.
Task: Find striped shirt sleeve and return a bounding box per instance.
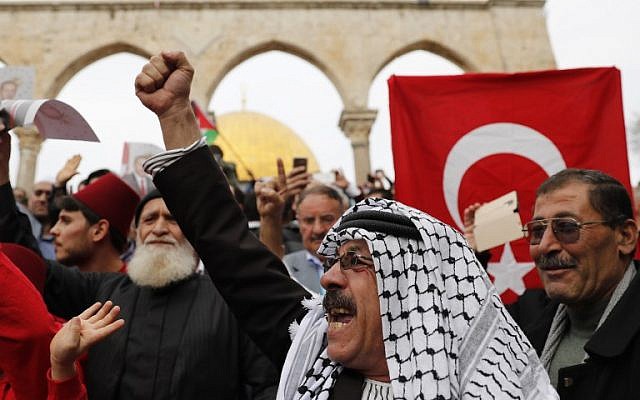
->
[142,137,207,177]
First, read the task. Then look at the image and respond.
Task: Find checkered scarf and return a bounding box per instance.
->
[277,198,556,400]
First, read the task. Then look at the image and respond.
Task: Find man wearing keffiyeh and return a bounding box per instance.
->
[135,51,558,400]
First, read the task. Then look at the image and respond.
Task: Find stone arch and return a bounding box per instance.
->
[46,42,151,99]
[3,1,556,191]
[371,39,477,86]
[205,40,346,109]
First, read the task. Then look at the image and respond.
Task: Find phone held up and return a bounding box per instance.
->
[292,157,308,173]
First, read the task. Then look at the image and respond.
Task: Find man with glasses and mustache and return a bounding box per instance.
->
[136,51,557,399]
[521,168,639,399]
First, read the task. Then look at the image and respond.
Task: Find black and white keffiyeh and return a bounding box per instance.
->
[277,198,557,400]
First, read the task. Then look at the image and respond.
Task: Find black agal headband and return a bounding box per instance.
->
[336,210,421,240]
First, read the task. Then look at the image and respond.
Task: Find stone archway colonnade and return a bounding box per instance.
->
[0,0,555,190]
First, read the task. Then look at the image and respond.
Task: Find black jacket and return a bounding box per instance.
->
[156,146,372,399]
[525,261,640,400]
[155,146,309,369]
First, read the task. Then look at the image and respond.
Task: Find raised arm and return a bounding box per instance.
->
[135,51,309,368]
[256,158,312,257]
[53,154,81,197]
[0,130,42,254]
[49,301,124,381]
[255,177,286,258]
[0,133,103,318]
[46,301,124,400]
[134,51,200,150]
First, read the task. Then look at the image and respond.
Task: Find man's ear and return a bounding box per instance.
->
[90,219,111,243]
[617,219,639,257]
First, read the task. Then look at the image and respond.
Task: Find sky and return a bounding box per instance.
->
[7,0,640,189]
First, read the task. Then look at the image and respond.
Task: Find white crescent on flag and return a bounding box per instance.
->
[442,122,567,295]
[443,122,567,231]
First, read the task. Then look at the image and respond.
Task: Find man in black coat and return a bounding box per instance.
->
[0,133,278,399]
[520,168,640,399]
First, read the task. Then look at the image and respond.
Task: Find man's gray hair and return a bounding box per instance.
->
[296,183,348,210]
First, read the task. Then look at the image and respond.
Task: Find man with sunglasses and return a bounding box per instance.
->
[135,51,557,399]
[522,168,639,399]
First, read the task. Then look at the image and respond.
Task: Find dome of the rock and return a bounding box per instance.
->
[214,111,320,181]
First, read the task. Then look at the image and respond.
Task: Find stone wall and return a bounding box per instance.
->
[0,0,555,183]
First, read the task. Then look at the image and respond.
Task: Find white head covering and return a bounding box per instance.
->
[278,198,557,400]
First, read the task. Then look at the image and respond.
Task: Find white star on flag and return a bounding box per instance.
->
[486,243,534,295]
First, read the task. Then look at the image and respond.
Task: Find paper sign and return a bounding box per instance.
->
[474,191,524,252]
[1,99,98,142]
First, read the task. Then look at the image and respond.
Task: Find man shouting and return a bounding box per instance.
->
[135,51,557,400]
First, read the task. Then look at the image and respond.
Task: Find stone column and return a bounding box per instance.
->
[13,126,44,193]
[339,109,377,184]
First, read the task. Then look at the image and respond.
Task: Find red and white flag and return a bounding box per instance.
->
[389,67,633,304]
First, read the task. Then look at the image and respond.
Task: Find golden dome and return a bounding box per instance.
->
[214,111,320,181]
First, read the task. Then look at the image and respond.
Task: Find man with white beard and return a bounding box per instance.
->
[127,190,197,288]
[0,181,279,399]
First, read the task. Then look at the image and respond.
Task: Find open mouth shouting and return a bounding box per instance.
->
[323,290,357,331]
[327,307,354,329]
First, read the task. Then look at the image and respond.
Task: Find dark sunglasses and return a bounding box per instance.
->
[522,217,611,245]
[322,250,374,273]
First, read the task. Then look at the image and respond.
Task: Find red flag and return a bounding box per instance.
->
[389,67,633,304]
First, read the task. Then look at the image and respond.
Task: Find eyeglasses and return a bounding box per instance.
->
[322,250,374,273]
[522,217,611,245]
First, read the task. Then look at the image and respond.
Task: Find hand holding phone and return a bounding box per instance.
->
[292,157,308,173]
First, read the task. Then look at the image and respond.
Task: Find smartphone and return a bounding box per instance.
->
[292,157,308,172]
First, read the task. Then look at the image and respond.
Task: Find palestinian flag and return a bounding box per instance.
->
[191,101,218,144]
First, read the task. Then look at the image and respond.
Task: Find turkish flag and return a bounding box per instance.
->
[389,67,633,304]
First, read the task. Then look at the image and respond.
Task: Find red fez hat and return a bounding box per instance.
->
[0,243,46,295]
[73,172,140,239]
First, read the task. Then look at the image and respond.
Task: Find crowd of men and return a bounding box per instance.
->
[0,51,639,400]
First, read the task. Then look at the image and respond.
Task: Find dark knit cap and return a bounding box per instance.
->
[134,189,163,227]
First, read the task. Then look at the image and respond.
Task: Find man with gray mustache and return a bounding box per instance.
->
[135,50,557,400]
[522,168,640,399]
